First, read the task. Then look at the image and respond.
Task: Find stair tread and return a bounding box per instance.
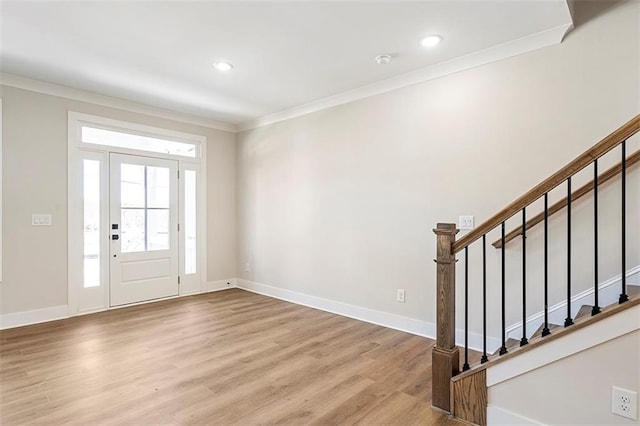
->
[459,285,640,374]
[576,304,592,320]
[492,338,520,356]
[533,322,561,337]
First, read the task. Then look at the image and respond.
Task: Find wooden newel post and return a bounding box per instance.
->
[432,223,459,412]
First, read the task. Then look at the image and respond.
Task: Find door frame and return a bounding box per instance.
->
[67,111,207,316]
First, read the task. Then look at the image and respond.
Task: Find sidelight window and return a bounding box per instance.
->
[83,159,101,288]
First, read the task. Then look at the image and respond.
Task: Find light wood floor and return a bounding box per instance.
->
[1,289,469,425]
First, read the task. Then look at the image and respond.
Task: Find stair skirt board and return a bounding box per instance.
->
[505,265,640,341]
[487,405,545,425]
[486,302,640,387]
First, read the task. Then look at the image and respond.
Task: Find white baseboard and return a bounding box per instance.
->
[0,305,69,330]
[457,328,502,355]
[1,278,238,330]
[237,278,497,352]
[506,265,640,340]
[487,404,545,425]
[204,279,237,292]
[237,278,435,337]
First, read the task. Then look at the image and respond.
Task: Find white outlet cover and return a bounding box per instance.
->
[459,215,474,230]
[612,386,638,420]
[32,214,52,226]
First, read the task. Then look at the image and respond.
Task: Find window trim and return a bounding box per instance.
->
[70,112,205,160]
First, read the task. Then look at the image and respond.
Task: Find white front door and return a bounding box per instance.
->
[109,153,179,306]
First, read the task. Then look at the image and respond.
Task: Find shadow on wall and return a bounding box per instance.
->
[568,0,628,30]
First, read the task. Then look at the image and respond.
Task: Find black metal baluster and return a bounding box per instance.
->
[463,246,470,371]
[592,160,601,315]
[499,222,508,354]
[620,140,629,304]
[520,208,528,346]
[481,235,489,363]
[565,177,574,327]
[542,194,550,336]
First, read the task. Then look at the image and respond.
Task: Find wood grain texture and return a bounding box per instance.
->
[533,322,560,337]
[0,289,466,426]
[493,149,640,248]
[432,347,459,412]
[453,114,640,253]
[434,223,458,350]
[452,370,486,426]
[432,224,460,414]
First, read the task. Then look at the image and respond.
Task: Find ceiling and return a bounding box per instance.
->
[0,1,573,130]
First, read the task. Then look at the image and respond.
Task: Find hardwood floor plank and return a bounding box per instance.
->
[1,289,464,425]
[263,375,376,425]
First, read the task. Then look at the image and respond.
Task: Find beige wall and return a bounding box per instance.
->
[0,85,236,315]
[1,1,638,331]
[236,1,640,336]
[489,327,640,425]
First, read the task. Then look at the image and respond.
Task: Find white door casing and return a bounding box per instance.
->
[109,153,179,306]
[68,112,206,316]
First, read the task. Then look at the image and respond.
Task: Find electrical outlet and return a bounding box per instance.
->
[459,215,474,230]
[396,289,406,303]
[612,386,637,420]
[244,263,250,272]
[32,214,52,226]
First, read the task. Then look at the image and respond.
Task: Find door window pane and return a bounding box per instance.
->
[147,166,170,208]
[185,170,197,274]
[119,163,172,253]
[148,209,170,251]
[121,209,145,253]
[83,160,100,288]
[121,164,145,208]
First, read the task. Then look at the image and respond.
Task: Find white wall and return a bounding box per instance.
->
[236,1,640,340]
[0,85,236,315]
[489,327,640,425]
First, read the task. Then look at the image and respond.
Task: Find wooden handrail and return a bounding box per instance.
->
[452,114,640,253]
[493,149,640,248]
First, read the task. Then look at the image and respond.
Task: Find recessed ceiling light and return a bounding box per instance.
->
[420,35,443,48]
[213,61,233,72]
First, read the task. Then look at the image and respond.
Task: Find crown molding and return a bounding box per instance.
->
[1,19,572,135]
[237,22,573,132]
[0,73,237,133]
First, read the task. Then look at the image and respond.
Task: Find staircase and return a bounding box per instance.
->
[432,115,640,425]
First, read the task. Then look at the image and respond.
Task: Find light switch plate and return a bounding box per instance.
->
[459,215,474,230]
[32,214,52,226]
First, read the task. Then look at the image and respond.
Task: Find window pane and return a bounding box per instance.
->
[121,209,145,253]
[147,166,169,208]
[148,209,169,251]
[185,170,196,274]
[83,160,100,288]
[82,126,196,157]
[121,164,145,208]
